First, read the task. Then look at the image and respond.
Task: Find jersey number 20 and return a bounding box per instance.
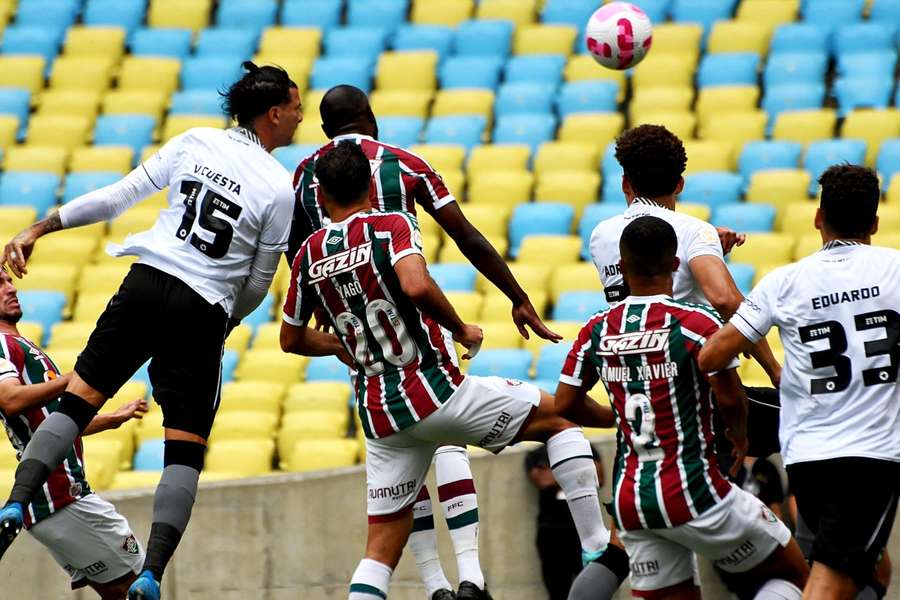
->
[175,180,243,259]
[336,300,417,376]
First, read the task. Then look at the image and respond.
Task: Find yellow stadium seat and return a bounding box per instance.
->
[259,27,321,59]
[209,411,278,442]
[301,90,326,120]
[370,90,433,118]
[284,382,352,414]
[439,235,507,263]
[741,358,774,387]
[30,236,98,267]
[632,55,695,90]
[36,90,102,122]
[0,207,37,237]
[549,263,603,301]
[842,109,900,167]
[773,110,837,145]
[109,470,160,490]
[478,262,549,299]
[699,111,768,147]
[148,0,211,32]
[376,52,438,92]
[444,292,484,322]
[219,380,286,415]
[873,231,900,248]
[650,23,703,62]
[253,55,312,89]
[479,320,525,350]
[779,202,818,236]
[68,146,133,174]
[48,322,94,350]
[118,57,181,95]
[162,115,227,142]
[888,174,900,204]
[64,26,126,60]
[752,262,789,286]
[277,412,348,459]
[534,171,600,214]
[696,86,760,123]
[49,56,115,92]
[683,140,734,173]
[676,203,711,223]
[564,55,627,101]
[476,0,536,26]
[81,438,121,490]
[707,21,770,55]
[729,233,795,269]
[479,291,548,323]
[0,56,45,95]
[225,324,252,355]
[413,209,441,239]
[0,469,14,500]
[293,119,328,144]
[101,90,169,124]
[879,204,900,232]
[746,169,811,207]
[0,116,17,151]
[411,0,474,26]
[53,221,105,243]
[250,322,281,350]
[467,144,530,177]
[235,350,307,385]
[3,144,69,177]
[514,25,577,55]
[629,87,694,122]
[71,292,112,323]
[107,381,149,409]
[26,115,92,151]
[285,439,359,472]
[523,320,584,357]
[737,0,800,33]
[432,89,495,123]
[409,144,466,173]
[0,445,17,471]
[533,142,598,177]
[467,171,534,207]
[134,410,164,445]
[517,235,582,265]
[632,111,697,142]
[207,439,275,476]
[793,233,821,259]
[108,208,158,238]
[16,322,43,346]
[439,168,463,200]
[558,113,624,152]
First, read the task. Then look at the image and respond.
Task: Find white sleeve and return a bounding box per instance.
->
[231,248,280,320]
[258,181,294,253]
[686,221,725,262]
[730,272,778,343]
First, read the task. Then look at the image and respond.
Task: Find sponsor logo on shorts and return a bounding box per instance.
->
[308,243,372,283]
[369,480,417,501]
[478,411,512,447]
[714,540,757,568]
[631,559,660,577]
[596,329,670,356]
[80,561,109,577]
[123,534,140,555]
[69,482,82,497]
[761,506,778,524]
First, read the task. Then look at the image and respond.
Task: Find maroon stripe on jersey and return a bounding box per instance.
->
[364,373,394,438]
[561,313,604,379]
[422,317,464,386]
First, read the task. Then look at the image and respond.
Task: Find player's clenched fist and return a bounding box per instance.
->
[453,324,484,360]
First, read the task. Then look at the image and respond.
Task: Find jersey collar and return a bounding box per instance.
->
[631,197,669,210]
[822,239,865,251]
[229,127,265,149]
[333,133,374,143]
[625,293,673,303]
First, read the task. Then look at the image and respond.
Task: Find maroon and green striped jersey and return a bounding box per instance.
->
[0,333,91,528]
[560,295,736,531]
[283,210,464,439]
[288,134,455,261]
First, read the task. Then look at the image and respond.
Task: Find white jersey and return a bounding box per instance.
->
[731,242,900,466]
[108,127,294,314]
[589,199,724,306]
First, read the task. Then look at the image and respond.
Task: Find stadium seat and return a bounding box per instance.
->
[870,0,900,22]
[36,90,102,124]
[3,145,69,178]
[84,0,145,33]
[133,440,165,471]
[424,116,487,150]
[93,115,156,158]
[495,84,554,117]
[764,53,828,88]
[250,322,281,350]
[0,57,45,96]
[728,263,756,294]
[78,263,132,294]
[877,140,900,190]
[531,343,570,382]
[17,291,66,333]
[504,55,566,88]
[836,52,897,81]
[680,173,743,208]
[444,292,483,321]
[736,0,798,30]
[833,23,896,56]
[772,109,837,145]
[281,0,342,28]
[195,28,259,61]
[729,233,795,269]
[322,27,387,63]
[842,109,900,167]
[63,172,121,203]
[534,142,597,177]
[440,235,508,263]
[235,350,306,385]
[410,144,467,173]
[739,141,803,187]
[311,57,373,94]
[394,25,455,60]
[697,53,760,88]
[671,0,736,34]
[802,0,864,32]
[161,116,227,143]
[476,0,537,27]
[630,87,695,122]
[48,321,94,349]
[118,57,181,95]
[432,90,495,122]
[206,439,275,476]
[468,349,532,380]
[64,26,126,61]
[456,204,511,238]
[277,412,348,461]
[148,0,212,32]
[706,21,770,56]
[16,264,79,304]
[376,117,423,148]
[632,111,697,141]
[210,411,278,443]
[780,202,819,237]
[534,171,599,214]
[0,207,37,238]
[429,264,477,292]
[564,55,627,100]
[2,25,64,64]
[684,140,735,173]
[493,115,557,153]
[558,113,624,152]
[130,27,193,59]
[219,381,285,415]
[649,23,703,63]
[713,204,777,233]
[26,115,91,151]
[833,77,894,117]
[348,0,408,34]
[285,439,359,473]
[699,111,768,147]
[168,90,223,117]
[467,144,530,176]
[632,55,696,90]
[509,202,574,255]
[439,56,505,90]
[259,26,321,59]
[0,172,60,215]
[551,291,608,322]
[306,356,351,383]
[514,24,577,56]
[80,438,121,489]
[180,57,243,92]
[557,81,618,117]
[0,88,31,137]
[31,236,97,269]
[803,140,867,195]
[549,261,603,299]
[216,0,277,29]
[284,382,352,414]
[101,90,169,126]
[746,170,811,208]
[0,116,16,150]
[412,0,475,27]
[49,56,116,92]
[16,0,79,29]
[769,23,827,54]
[376,52,438,92]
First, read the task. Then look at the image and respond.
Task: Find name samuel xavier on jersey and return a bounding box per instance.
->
[595,329,680,383]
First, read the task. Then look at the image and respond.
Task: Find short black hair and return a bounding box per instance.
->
[620,216,678,277]
[315,142,371,205]
[818,164,880,238]
[221,61,297,127]
[320,85,372,132]
[615,124,688,198]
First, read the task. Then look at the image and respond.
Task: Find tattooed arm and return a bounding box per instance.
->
[2,212,63,278]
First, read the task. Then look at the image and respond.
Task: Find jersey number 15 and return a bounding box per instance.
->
[175,180,243,259]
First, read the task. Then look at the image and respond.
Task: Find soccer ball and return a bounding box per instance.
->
[585,2,653,70]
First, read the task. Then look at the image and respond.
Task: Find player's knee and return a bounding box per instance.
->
[163,439,206,471]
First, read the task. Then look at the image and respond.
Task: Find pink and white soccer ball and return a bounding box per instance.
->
[585,2,653,70]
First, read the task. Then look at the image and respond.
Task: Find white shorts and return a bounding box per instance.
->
[29,494,145,588]
[365,375,540,517]
[620,485,792,593]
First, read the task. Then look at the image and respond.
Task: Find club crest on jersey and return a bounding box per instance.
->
[597,329,670,356]
[308,242,372,283]
[123,534,140,555]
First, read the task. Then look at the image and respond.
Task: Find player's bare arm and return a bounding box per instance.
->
[0,371,70,417]
[697,323,755,374]
[82,399,149,436]
[432,203,562,343]
[280,319,351,365]
[554,366,616,428]
[707,368,749,477]
[1,212,63,278]
[716,227,746,255]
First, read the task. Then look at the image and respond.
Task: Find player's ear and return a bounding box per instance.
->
[814,207,823,232]
[617,258,627,277]
[621,175,633,197]
[870,215,879,237]
[674,177,684,195]
[672,257,680,272]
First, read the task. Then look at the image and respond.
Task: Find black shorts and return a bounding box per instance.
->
[788,457,900,589]
[75,264,228,439]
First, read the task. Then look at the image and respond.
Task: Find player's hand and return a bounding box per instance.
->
[512,300,563,343]
[726,428,748,478]
[454,324,484,360]
[715,227,746,256]
[110,399,149,427]
[2,227,38,278]
[313,306,332,333]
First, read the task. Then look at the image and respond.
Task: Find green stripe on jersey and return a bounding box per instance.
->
[376,148,403,212]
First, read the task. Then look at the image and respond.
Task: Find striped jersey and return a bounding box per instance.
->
[0,333,91,527]
[560,295,737,531]
[288,133,455,261]
[283,211,464,439]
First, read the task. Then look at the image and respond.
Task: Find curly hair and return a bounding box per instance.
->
[614,124,688,198]
[819,164,880,238]
[221,61,297,127]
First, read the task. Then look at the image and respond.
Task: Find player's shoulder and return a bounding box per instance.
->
[366,210,420,230]
[667,209,716,236]
[658,297,725,326]
[0,333,23,359]
[590,213,626,243]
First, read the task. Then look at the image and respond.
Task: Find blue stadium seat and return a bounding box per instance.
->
[440,56,504,90]
[877,140,900,191]
[0,88,32,138]
[870,0,900,23]
[0,173,60,215]
[347,0,408,34]
[424,116,487,150]
[216,0,278,30]
[671,0,736,35]
[601,142,623,179]
[769,24,828,55]
[495,84,556,117]
[169,90,224,116]
[680,173,743,208]
[305,355,350,382]
[181,58,243,92]
[534,343,571,381]
[601,178,628,203]
[802,0,863,34]
[712,204,776,233]
[84,0,145,33]
[134,440,165,471]
[493,114,558,153]
[468,349,532,380]
[1,26,64,63]
[833,23,897,56]
[552,291,609,322]
[94,115,156,157]
[130,27,193,59]
[579,203,623,258]
[509,202,575,256]
[504,56,566,88]
[378,117,424,147]
[393,25,454,61]
[628,0,671,23]
[762,83,826,125]
[530,379,559,393]
[453,20,514,57]
[311,56,373,93]
[738,141,803,186]
[273,144,318,172]
[195,28,259,60]
[557,81,619,117]
[430,264,478,292]
[833,77,894,117]
[15,0,79,29]
[221,349,238,383]
[281,0,342,28]
[244,293,275,329]
[836,52,897,80]
[697,53,760,88]
[63,173,121,204]
[324,27,389,61]
[763,52,828,87]
[804,139,867,194]
[17,291,66,334]
[727,263,755,295]
[541,0,601,27]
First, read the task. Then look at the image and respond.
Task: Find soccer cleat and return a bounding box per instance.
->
[457,581,492,600]
[431,590,456,600]
[581,547,606,567]
[0,502,24,561]
[128,570,161,600]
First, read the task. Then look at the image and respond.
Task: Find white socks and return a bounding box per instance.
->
[435,446,484,590]
[408,486,453,596]
[754,579,803,600]
[546,428,610,554]
[349,558,392,599]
